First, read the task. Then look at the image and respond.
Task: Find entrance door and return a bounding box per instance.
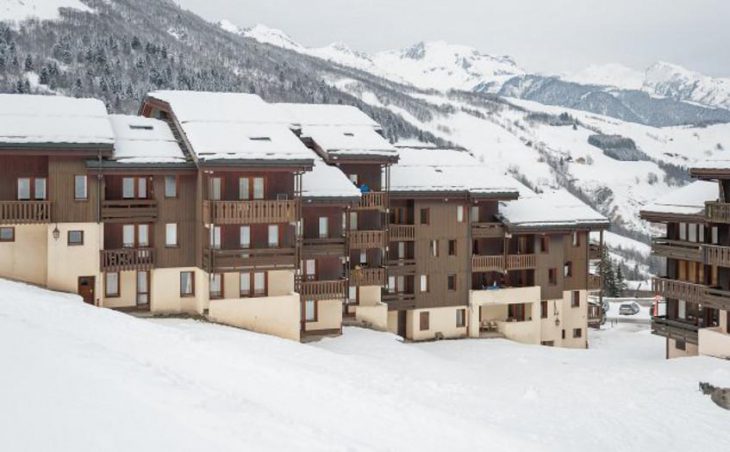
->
[397,310,407,338]
[77,276,95,305]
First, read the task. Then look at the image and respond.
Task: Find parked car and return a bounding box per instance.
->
[619,302,641,316]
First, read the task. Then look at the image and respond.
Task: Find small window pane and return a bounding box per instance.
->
[239,177,249,200]
[180,272,194,296]
[456,205,464,223]
[122,177,135,198]
[240,226,251,248]
[74,175,87,200]
[319,217,328,239]
[17,178,31,200]
[305,300,316,322]
[0,227,15,242]
[253,177,264,200]
[254,272,266,296]
[210,178,221,200]
[268,225,279,247]
[165,176,177,198]
[122,225,135,248]
[456,309,466,328]
[166,223,177,246]
[68,230,84,246]
[210,274,223,298]
[420,275,428,292]
[350,212,358,231]
[138,178,147,199]
[210,226,221,249]
[138,224,149,247]
[105,272,119,297]
[240,273,251,296]
[34,178,47,200]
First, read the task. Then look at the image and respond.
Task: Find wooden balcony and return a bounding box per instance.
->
[302,237,347,258]
[387,258,416,275]
[651,238,703,262]
[204,200,299,225]
[100,248,155,272]
[381,292,416,310]
[353,192,387,211]
[652,277,705,305]
[350,266,386,286]
[506,254,536,270]
[703,287,730,312]
[102,199,157,223]
[589,243,602,260]
[651,317,699,345]
[471,222,505,239]
[389,224,415,241]
[297,279,347,301]
[703,244,730,267]
[0,201,52,224]
[350,230,386,250]
[588,274,602,291]
[706,201,730,223]
[472,255,505,272]
[207,247,296,271]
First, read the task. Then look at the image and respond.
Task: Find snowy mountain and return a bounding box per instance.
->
[0,0,92,22]
[565,63,646,91]
[644,61,730,110]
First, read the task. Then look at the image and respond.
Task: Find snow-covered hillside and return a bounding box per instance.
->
[644,61,730,110]
[0,0,91,22]
[2,278,730,451]
[565,63,646,90]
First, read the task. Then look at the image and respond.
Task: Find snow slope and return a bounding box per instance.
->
[2,279,730,451]
[0,0,91,22]
[565,63,646,90]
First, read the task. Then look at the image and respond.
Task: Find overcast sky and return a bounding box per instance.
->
[175,0,730,76]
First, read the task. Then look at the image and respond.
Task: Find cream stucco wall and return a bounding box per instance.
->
[468,286,541,340]
[208,294,301,341]
[0,223,48,287]
[269,270,295,296]
[355,303,388,331]
[305,298,342,332]
[102,270,137,309]
[407,306,468,341]
[698,327,730,359]
[47,222,103,299]
[386,311,399,335]
[539,291,588,348]
[667,338,699,359]
[149,267,208,315]
[357,285,382,306]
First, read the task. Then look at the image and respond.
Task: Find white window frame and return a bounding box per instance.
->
[305,299,316,322]
[240,225,251,249]
[268,225,279,248]
[456,205,464,223]
[164,176,177,198]
[253,177,265,200]
[165,223,178,247]
[74,175,88,200]
[318,216,329,239]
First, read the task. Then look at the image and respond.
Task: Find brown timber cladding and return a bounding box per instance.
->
[350,230,386,249]
[705,202,730,223]
[49,157,98,223]
[155,174,197,268]
[532,232,590,299]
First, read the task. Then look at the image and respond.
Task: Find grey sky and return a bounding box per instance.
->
[175,0,730,76]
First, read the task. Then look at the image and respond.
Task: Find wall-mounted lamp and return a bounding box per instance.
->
[52,224,60,241]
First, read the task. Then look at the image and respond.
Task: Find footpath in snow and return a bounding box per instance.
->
[1,279,729,451]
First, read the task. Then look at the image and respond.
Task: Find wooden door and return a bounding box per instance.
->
[397,310,407,338]
[77,276,95,305]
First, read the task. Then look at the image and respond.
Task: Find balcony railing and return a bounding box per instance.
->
[651,316,699,344]
[100,248,155,272]
[703,244,730,267]
[0,200,52,224]
[354,192,387,211]
[389,224,415,241]
[651,238,703,262]
[472,255,505,272]
[471,222,505,239]
[297,279,348,301]
[387,258,416,275]
[506,254,536,270]
[702,287,730,311]
[102,199,157,223]
[207,247,297,271]
[350,230,386,250]
[350,266,386,286]
[588,243,602,261]
[204,200,299,225]
[302,237,347,257]
[652,277,706,305]
[706,201,730,223]
[381,292,416,310]
[588,274,602,291]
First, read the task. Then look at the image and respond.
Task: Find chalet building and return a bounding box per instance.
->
[385,148,608,346]
[641,168,730,359]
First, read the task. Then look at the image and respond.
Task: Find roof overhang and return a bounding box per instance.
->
[198,159,314,171]
[0,143,114,157]
[302,196,360,206]
[86,160,198,174]
[501,220,610,233]
[689,168,730,180]
[639,210,706,224]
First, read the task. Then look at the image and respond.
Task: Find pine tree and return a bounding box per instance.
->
[599,247,617,297]
[616,265,626,297]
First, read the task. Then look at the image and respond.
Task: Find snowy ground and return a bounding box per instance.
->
[1,278,729,451]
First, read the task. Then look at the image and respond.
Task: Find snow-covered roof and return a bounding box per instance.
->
[145,91,313,165]
[691,160,730,171]
[277,103,380,128]
[641,181,717,217]
[301,125,397,157]
[302,157,362,201]
[109,115,186,164]
[0,94,114,148]
[499,190,610,230]
[390,148,521,197]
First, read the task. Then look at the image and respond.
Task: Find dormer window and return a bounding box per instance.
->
[249,137,272,142]
[129,125,153,131]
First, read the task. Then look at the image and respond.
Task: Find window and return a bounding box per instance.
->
[122,177,135,199]
[165,223,178,247]
[564,261,573,278]
[254,272,266,296]
[210,225,221,250]
[209,177,222,200]
[471,206,480,222]
[268,225,279,248]
[571,291,580,308]
[538,236,549,253]
[348,174,358,185]
[573,328,582,339]
[688,224,697,243]
[105,272,119,297]
[541,341,555,347]
[456,309,466,327]
[447,274,457,291]
[548,268,557,286]
[180,271,195,297]
[350,212,358,231]
[253,177,265,200]
[240,272,251,297]
[34,178,47,200]
[430,240,439,257]
[420,312,430,331]
[67,230,84,246]
[675,339,686,351]
[541,301,548,319]
[456,205,464,223]
[138,224,149,247]
[388,276,396,294]
[360,250,367,264]
[305,300,317,322]
[508,303,525,321]
[137,271,149,305]
[448,240,457,256]
[74,175,87,200]
[209,274,223,299]
[397,241,406,259]
[305,259,316,281]
[239,177,250,200]
[164,176,177,198]
[240,226,251,249]
[572,231,580,247]
[0,227,15,242]
[17,178,31,200]
[679,223,687,241]
[123,225,135,248]
[420,274,429,293]
[319,217,329,239]
[561,329,566,340]
[348,286,358,304]
[712,227,719,244]
[420,208,430,225]
[121,224,151,248]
